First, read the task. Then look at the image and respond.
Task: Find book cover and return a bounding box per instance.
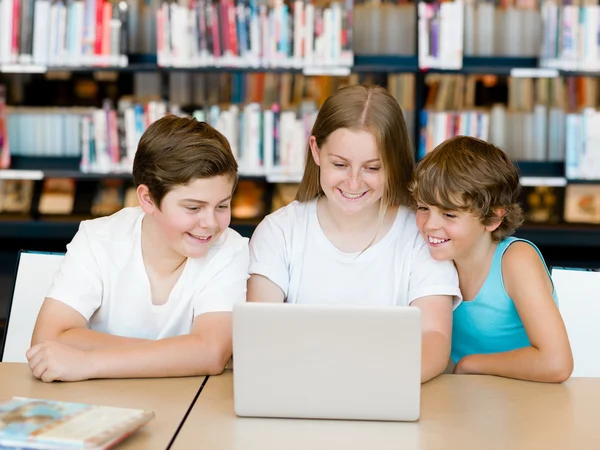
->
[38,178,76,215]
[520,185,565,225]
[0,397,154,450]
[91,179,125,216]
[564,184,600,224]
[0,179,34,215]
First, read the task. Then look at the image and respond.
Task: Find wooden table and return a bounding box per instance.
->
[0,363,205,449]
[172,370,600,450]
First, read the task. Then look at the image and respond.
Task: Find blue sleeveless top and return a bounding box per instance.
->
[451,237,558,363]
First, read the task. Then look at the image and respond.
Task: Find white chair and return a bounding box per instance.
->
[1,251,64,363]
[552,267,600,377]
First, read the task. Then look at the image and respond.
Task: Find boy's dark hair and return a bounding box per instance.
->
[132,115,238,207]
[409,135,523,242]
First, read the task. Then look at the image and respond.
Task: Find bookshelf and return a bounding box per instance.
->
[0,0,599,273]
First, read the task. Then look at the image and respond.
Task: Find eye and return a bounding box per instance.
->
[367,166,381,172]
[217,204,230,210]
[417,206,429,212]
[186,206,199,212]
[332,162,346,168]
[444,212,457,219]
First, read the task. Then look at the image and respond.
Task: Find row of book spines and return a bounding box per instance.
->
[417,1,464,70]
[156,0,353,68]
[418,1,600,70]
[197,72,414,110]
[540,4,600,70]
[419,107,600,167]
[420,107,565,161]
[0,85,8,170]
[5,103,314,176]
[565,109,600,180]
[425,74,599,114]
[463,3,542,57]
[0,0,128,66]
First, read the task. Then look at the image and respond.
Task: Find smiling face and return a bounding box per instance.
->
[140,175,235,259]
[415,203,500,263]
[310,128,385,216]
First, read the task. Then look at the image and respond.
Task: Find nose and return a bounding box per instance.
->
[424,212,443,231]
[347,170,362,191]
[198,209,218,229]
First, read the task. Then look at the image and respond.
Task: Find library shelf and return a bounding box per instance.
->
[4,55,598,77]
[426,56,539,75]
[352,55,418,73]
[515,223,600,248]
[514,161,564,178]
[0,216,598,247]
[564,179,600,185]
[0,219,259,240]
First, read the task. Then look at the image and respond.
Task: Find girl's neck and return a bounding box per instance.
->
[141,215,187,276]
[318,196,387,234]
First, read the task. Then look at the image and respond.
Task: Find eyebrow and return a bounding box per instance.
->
[329,154,381,164]
[180,195,232,204]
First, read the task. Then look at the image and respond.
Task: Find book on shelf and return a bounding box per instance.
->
[418,0,464,70]
[564,183,600,224]
[463,0,541,58]
[91,178,126,216]
[0,397,154,450]
[0,84,9,169]
[156,0,354,69]
[520,184,565,224]
[0,0,130,69]
[540,0,600,73]
[38,178,76,215]
[0,179,34,215]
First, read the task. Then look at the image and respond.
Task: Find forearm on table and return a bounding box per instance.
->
[421,330,451,383]
[53,328,149,351]
[458,347,572,383]
[87,334,228,379]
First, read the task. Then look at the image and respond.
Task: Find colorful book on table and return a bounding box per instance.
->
[0,397,154,449]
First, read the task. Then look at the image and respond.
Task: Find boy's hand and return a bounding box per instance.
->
[26,342,96,382]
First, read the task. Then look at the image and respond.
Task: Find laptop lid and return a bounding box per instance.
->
[232,302,422,421]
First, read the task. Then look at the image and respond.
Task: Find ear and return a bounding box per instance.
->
[309,136,321,167]
[137,184,158,214]
[485,208,505,233]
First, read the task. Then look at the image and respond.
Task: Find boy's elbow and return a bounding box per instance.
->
[545,355,574,383]
[203,344,231,376]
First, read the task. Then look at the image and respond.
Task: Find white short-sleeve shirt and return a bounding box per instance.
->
[47,207,249,340]
[249,199,461,306]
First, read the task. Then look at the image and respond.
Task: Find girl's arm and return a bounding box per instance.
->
[454,242,574,383]
[247,274,285,303]
[412,295,454,383]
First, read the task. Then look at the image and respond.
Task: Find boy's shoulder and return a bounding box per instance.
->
[79,207,143,242]
[211,227,249,253]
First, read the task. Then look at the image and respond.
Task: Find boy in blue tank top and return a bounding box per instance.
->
[409,136,573,383]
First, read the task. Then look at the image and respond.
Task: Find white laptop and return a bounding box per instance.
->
[232,302,422,421]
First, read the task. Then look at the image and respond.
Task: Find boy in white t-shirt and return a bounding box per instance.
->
[27,115,249,382]
[248,85,461,383]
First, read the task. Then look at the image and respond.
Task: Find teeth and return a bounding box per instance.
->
[190,234,210,240]
[340,190,365,199]
[428,236,449,244]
